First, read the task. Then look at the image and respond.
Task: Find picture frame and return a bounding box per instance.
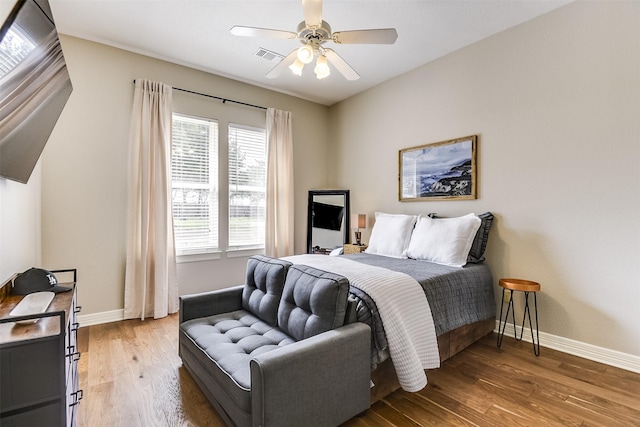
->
[399,135,477,201]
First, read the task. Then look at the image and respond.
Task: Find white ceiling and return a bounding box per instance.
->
[50,0,572,106]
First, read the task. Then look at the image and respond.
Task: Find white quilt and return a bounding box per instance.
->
[283,254,440,392]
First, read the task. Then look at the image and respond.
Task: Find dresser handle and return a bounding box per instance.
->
[66,351,81,361]
[74,306,82,314]
[69,389,84,406]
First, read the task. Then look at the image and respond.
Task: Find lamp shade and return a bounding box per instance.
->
[297,45,314,64]
[351,214,367,229]
[314,54,330,79]
[288,58,304,76]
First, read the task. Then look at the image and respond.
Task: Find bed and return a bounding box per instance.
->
[286,211,496,402]
[349,252,495,402]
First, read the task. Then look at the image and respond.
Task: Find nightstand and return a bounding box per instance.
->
[343,244,367,254]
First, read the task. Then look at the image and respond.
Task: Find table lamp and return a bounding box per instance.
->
[351,214,367,245]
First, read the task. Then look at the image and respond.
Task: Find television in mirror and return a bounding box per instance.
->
[0,0,73,183]
[307,190,350,254]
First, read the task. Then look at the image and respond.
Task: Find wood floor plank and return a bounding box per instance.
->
[390,394,475,426]
[370,399,421,426]
[416,386,505,426]
[86,323,116,387]
[343,410,393,427]
[473,338,640,416]
[77,315,640,426]
[420,368,494,415]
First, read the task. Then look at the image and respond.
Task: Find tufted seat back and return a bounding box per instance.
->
[277,264,350,341]
[242,255,292,326]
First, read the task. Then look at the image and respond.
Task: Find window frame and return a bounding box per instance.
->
[227,122,267,252]
[171,112,267,263]
[171,113,220,259]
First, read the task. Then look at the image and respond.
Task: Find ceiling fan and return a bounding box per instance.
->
[230,0,398,81]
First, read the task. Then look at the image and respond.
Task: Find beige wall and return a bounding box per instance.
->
[329,1,640,356]
[0,0,16,23]
[40,36,331,315]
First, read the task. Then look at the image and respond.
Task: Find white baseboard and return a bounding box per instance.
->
[495,321,640,374]
[78,309,124,327]
[76,310,640,374]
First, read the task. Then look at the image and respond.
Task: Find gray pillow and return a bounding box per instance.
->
[242,255,292,326]
[277,264,349,341]
[467,212,494,263]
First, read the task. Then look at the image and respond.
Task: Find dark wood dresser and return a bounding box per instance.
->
[0,269,82,426]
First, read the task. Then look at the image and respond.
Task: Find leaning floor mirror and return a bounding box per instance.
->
[307,190,350,254]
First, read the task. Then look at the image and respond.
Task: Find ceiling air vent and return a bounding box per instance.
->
[255,48,283,62]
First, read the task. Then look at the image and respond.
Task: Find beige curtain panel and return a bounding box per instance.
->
[124,79,178,320]
[265,108,294,257]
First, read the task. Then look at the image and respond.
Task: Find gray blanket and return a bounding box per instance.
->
[343,253,496,367]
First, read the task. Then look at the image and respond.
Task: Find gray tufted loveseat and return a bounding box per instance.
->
[179,255,371,427]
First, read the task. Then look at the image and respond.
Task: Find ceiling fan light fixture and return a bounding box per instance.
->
[314,55,330,79]
[231,0,397,82]
[297,45,314,64]
[289,58,305,76]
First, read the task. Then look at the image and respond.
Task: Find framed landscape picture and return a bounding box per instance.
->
[399,135,477,201]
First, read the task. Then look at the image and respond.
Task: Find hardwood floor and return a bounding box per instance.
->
[77,314,640,426]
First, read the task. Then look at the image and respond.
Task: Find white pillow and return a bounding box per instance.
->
[364,212,418,258]
[406,213,481,267]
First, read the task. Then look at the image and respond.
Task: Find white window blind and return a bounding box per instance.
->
[171,114,219,255]
[228,123,266,249]
[0,26,36,77]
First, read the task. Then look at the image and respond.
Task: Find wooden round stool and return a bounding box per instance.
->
[496,278,541,356]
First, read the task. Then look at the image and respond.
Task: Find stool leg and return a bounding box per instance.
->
[518,291,529,341]
[497,289,506,347]
[521,291,540,356]
[509,292,517,340]
[533,292,540,356]
[497,288,516,348]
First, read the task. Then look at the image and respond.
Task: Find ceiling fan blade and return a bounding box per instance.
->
[324,49,360,81]
[266,49,298,79]
[332,28,398,44]
[302,0,322,28]
[230,25,297,40]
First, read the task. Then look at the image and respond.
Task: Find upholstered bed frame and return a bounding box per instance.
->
[369,317,495,403]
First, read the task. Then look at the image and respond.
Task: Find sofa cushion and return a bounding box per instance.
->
[180,309,295,412]
[277,264,350,341]
[242,255,292,326]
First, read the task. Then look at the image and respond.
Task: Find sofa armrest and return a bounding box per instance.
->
[250,322,371,427]
[179,286,244,323]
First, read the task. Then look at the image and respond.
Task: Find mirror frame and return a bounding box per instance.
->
[307,190,350,254]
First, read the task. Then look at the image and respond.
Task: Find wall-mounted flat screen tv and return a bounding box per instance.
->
[0,0,72,183]
[312,201,345,231]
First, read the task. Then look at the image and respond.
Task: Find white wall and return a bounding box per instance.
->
[40,36,331,315]
[329,1,640,356]
[0,165,42,284]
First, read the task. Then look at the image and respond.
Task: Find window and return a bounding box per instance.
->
[171,114,267,258]
[171,114,219,255]
[0,26,36,77]
[228,124,267,249]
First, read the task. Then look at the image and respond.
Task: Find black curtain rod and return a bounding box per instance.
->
[174,87,267,111]
[132,80,267,111]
